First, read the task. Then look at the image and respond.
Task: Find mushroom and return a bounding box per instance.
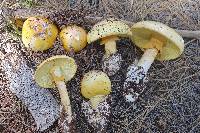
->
[87,18,132,76]
[123,21,184,102]
[81,70,111,132]
[60,25,87,53]
[34,55,77,131]
[22,17,58,51]
[81,70,111,108]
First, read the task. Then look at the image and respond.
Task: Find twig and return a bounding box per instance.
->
[177,30,200,39]
[185,39,196,45]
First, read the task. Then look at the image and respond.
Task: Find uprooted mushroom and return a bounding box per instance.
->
[22,17,58,51]
[87,18,132,76]
[81,70,111,132]
[123,21,185,103]
[34,55,77,132]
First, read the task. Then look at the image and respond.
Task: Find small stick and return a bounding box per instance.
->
[175,30,200,39]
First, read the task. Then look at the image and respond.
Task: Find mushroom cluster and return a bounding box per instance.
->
[123,21,184,102]
[22,17,87,53]
[20,16,185,132]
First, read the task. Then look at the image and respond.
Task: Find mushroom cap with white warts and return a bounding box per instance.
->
[131,21,184,60]
[87,18,132,44]
[81,70,111,99]
[22,17,58,51]
[34,55,77,88]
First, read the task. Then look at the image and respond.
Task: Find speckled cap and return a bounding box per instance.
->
[59,25,87,52]
[22,17,58,51]
[87,18,132,43]
[131,21,184,60]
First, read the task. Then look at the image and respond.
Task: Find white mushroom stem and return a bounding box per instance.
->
[123,49,158,103]
[90,95,105,109]
[101,36,119,58]
[101,36,122,76]
[124,48,158,84]
[81,96,111,132]
[50,66,73,122]
[56,81,73,122]
[137,48,158,73]
[123,48,158,103]
[104,41,117,57]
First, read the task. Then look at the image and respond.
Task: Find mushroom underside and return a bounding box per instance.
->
[131,21,184,60]
[34,55,77,88]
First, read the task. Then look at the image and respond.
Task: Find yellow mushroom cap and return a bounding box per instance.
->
[22,17,58,51]
[131,21,184,60]
[81,70,111,99]
[60,25,87,52]
[87,18,132,44]
[34,55,77,88]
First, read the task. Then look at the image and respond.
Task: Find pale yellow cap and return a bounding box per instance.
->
[22,17,58,51]
[60,25,87,52]
[131,21,184,60]
[87,18,132,43]
[81,70,111,99]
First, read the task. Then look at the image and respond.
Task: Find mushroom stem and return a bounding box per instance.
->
[89,95,105,109]
[123,43,159,102]
[56,81,72,121]
[104,41,117,57]
[137,48,158,73]
[136,36,163,73]
[50,66,73,121]
[101,36,119,58]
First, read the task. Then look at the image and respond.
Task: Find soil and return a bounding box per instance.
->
[0,0,200,133]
